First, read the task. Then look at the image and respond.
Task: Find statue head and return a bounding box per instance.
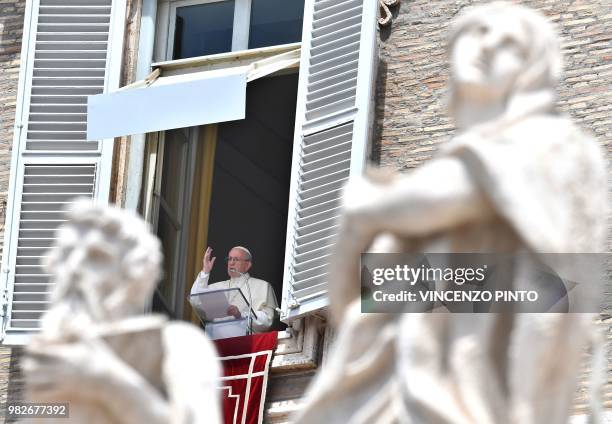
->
[447,2,562,127]
[42,201,162,336]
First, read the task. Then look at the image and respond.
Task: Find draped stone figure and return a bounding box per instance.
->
[295,3,606,424]
[23,202,222,424]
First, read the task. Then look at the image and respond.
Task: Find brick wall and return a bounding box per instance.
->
[374,0,610,231]
[373,0,611,414]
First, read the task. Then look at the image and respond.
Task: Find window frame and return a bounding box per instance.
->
[140,44,300,323]
[166,0,251,60]
[163,0,303,62]
[145,1,303,321]
[150,127,200,318]
[137,0,377,382]
[145,0,378,324]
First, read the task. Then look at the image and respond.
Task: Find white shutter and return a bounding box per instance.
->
[0,0,126,344]
[281,0,378,321]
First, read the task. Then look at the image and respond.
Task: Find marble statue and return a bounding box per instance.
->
[295,2,606,423]
[23,201,222,424]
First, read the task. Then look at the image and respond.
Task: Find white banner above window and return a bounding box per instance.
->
[86,48,300,140]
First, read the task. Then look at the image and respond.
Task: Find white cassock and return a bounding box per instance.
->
[191,272,278,333]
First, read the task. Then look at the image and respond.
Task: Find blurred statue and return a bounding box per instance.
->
[23,201,222,424]
[295,3,606,424]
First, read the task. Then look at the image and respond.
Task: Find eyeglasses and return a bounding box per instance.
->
[225,257,250,263]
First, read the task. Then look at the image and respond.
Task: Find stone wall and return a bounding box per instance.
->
[373,0,611,414]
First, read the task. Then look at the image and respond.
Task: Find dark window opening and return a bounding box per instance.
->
[206,73,298,329]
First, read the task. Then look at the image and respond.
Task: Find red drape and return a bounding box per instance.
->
[214,332,278,424]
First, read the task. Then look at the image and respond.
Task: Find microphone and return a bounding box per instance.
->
[229,269,246,279]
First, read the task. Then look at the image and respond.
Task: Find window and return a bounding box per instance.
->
[248,0,305,49]
[173,1,235,59]
[139,0,378,325]
[152,128,199,317]
[132,2,304,322]
[168,0,304,60]
[149,73,299,322]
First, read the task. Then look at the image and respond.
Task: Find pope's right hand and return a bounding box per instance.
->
[202,246,216,274]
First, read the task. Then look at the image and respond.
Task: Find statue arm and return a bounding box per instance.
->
[25,325,221,424]
[24,339,172,424]
[92,361,172,423]
[342,156,492,238]
[327,157,493,324]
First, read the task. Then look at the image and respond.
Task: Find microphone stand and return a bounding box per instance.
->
[230,269,256,335]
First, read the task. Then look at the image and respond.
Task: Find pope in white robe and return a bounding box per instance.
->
[191,246,278,333]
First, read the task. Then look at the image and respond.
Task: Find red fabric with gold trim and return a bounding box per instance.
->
[214,332,277,424]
